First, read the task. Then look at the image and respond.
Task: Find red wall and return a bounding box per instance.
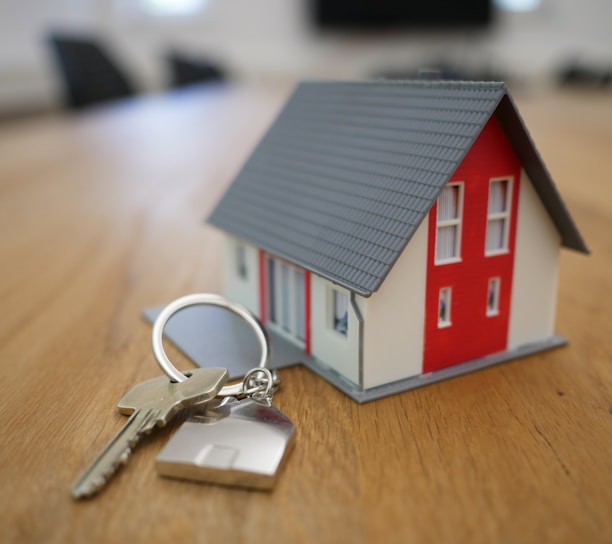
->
[423,115,522,373]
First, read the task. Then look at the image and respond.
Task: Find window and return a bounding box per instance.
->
[137,0,207,17]
[235,244,247,280]
[281,263,291,331]
[267,257,277,324]
[295,270,305,340]
[486,179,512,254]
[494,0,540,12]
[436,183,463,263]
[267,256,306,342]
[438,287,452,327]
[487,278,501,316]
[114,0,208,21]
[331,289,348,335]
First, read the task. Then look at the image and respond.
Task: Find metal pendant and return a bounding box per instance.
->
[156,396,296,490]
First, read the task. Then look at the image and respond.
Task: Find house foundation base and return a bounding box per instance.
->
[303,336,568,403]
[144,306,567,403]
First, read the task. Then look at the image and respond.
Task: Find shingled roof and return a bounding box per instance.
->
[208,80,588,297]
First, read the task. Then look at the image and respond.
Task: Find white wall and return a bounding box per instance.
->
[310,277,361,386]
[360,220,429,389]
[223,237,259,316]
[2,0,612,114]
[508,171,561,348]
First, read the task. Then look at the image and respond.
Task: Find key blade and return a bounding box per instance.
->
[117,368,229,417]
[71,409,154,499]
[72,368,229,499]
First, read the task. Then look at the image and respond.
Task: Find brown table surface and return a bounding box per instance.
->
[1,83,611,544]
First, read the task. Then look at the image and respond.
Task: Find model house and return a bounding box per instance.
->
[208,80,588,402]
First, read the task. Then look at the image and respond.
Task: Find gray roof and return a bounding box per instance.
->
[208,80,588,297]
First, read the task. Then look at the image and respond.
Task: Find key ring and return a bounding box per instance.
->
[151,293,272,398]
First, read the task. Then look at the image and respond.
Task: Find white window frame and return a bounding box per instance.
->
[235,243,248,280]
[329,287,349,336]
[266,256,306,345]
[485,177,513,256]
[438,287,452,328]
[435,182,464,264]
[487,277,501,316]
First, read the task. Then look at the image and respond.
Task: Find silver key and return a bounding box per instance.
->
[71,367,229,499]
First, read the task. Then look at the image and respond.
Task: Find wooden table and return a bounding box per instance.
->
[1,83,611,543]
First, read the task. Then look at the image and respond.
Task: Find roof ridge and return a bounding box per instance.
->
[299,79,507,90]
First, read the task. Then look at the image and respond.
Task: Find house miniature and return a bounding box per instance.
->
[208,80,588,402]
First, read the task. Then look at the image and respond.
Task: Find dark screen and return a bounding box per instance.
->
[312,0,492,28]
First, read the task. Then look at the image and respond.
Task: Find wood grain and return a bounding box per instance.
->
[0,84,610,544]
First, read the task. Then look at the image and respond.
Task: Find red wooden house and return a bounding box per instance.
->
[208,80,588,402]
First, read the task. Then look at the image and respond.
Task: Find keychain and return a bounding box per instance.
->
[151,293,296,490]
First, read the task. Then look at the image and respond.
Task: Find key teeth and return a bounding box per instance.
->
[118,448,132,465]
[73,447,134,499]
[90,475,107,494]
[73,474,108,499]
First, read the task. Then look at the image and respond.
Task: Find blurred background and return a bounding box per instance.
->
[0,0,611,119]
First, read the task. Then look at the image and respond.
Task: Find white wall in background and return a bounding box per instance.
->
[0,0,611,113]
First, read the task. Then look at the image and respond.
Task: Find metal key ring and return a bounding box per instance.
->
[151,293,271,398]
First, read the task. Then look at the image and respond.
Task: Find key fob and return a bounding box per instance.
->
[156,397,296,490]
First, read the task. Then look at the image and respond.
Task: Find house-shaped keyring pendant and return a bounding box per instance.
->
[157,397,296,490]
